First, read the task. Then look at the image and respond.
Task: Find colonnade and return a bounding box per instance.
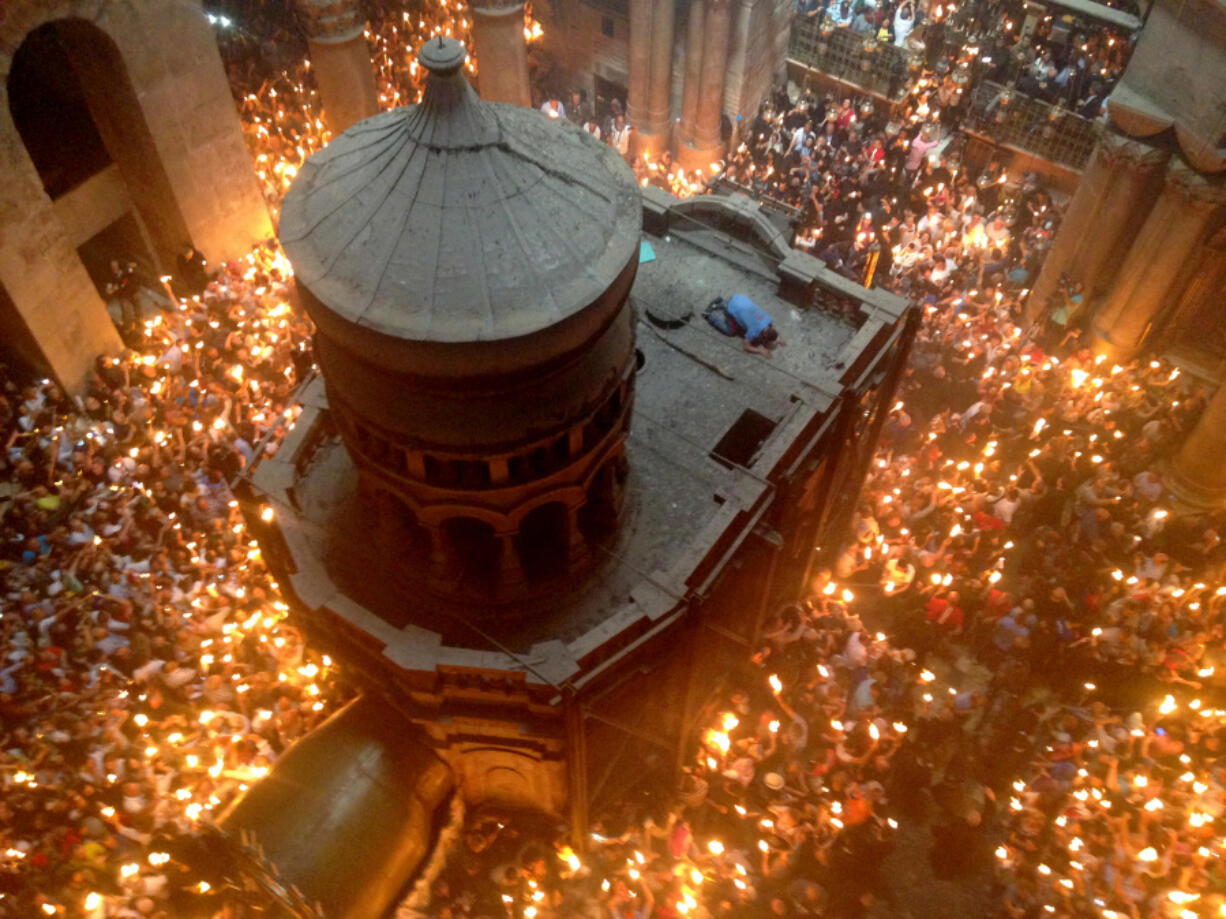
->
[1089,159,1226,360]
[628,0,769,168]
[627,0,681,158]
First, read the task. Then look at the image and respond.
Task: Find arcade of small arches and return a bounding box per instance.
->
[330,374,635,601]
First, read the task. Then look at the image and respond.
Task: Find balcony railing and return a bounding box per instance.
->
[964,80,1100,171]
[788,18,1102,171]
[789,18,913,101]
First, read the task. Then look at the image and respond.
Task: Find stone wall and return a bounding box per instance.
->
[540,0,630,101]
[0,0,272,388]
[50,164,133,249]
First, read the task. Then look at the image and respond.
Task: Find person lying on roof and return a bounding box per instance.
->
[725,293,785,358]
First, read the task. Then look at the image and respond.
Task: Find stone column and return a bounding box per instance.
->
[626,0,653,152]
[679,0,706,146]
[1091,159,1226,360]
[496,532,527,596]
[678,0,733,171]
[470,0,532,107]
[565,507,591,571]
[1070,136,1168,299]
[722,0,756,120]
[638,0,676,156]
[296,0,378,134]
[427,526,454,585]
[1026,132,1166,322]
[1158,234,1226,351]
[1166,382,1226,508]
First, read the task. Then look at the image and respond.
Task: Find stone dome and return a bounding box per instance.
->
[279,36,641,344]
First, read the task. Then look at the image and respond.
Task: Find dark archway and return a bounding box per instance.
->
[0,281,52,381]
[516,502,568,582]
[442,517,501,592]
[7,19,190,275]
[579,462,621,547]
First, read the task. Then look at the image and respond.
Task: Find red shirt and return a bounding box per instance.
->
[925,598,964,630]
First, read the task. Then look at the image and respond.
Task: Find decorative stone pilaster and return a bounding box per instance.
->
[1091,158,1226,360]
[296,0,378,134]
[470,0,531,107]
[1072,134,1169,297]
[721,0,757,120]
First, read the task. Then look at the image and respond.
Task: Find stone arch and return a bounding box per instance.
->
[515,501,569,581]
[670,193,794,262]
[440,516,502,591]
[578,453,625,546]
[0,0,271,388]
[419,503,509,531]
[508,486,588,527]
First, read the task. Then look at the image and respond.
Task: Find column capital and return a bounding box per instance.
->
[1164,157,1226,208]
[1097,131,1168,174]
[295,0,365,43]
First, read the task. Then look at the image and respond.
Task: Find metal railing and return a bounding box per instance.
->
[789,18,913,101]
[965,80,1100,170]
[788,16,1102,171]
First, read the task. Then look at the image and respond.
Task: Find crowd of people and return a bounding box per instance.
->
[793,0,1133,110]
[209,0,547,218]
[413,13,1226,919]
[421,277,1226,919]
[4,1,1225,918]
[0,246,350,917]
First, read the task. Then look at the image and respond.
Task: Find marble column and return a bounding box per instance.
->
[678,0,732,171]
[639,0,677,156]
[722,0,756,120]
[1026,132,1166,323]
[679,0,706,146]
[1091,158,1226,360]
[470,0,532,107]
[1166,381,1226,508]
[626,0,653,149]
[296,0,378,135]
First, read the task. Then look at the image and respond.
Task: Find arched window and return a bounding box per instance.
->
[442,517,500,590]
[8,19,189,275]
[515,502,568,581]
[579,462,621,546]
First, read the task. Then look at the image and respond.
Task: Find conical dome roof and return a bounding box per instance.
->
[280,37,641,344]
